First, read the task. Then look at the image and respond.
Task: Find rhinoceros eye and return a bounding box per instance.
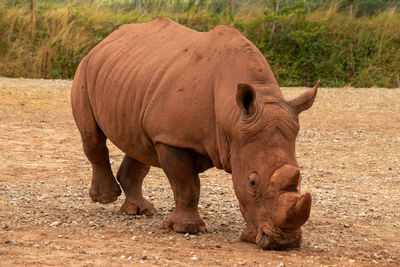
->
[248,173,258,187]
[248,173,262,199]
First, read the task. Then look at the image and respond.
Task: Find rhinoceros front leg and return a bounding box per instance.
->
[156,144,206,234]
[117,155,156,216]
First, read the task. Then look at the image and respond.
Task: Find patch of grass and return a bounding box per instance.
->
[0,1,399,87]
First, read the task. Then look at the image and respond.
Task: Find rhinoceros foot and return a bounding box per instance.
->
[163,210,206,234]
[89,180,121,204]
[120,198,155,216]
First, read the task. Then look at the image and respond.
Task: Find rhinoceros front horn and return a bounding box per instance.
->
[274,192,312,231]
[293,192,312,226]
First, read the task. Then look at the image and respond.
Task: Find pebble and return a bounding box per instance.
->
[190,256,198,261]
[50,221,61,227]
[141,251,147,260]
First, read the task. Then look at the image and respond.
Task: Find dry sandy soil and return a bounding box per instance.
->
[0,77,399,266]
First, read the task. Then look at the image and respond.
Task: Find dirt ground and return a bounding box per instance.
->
[0,77,399,266]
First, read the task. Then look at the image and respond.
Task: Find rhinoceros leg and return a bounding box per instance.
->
[81,129,122,204]
[156,144,206,234]
[117,155,156,216]
[71,61,121,204]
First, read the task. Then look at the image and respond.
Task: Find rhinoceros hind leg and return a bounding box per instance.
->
[71,63,121,204]
[83,134,122,204]
[117,155,155,216]
[156,143,206,234]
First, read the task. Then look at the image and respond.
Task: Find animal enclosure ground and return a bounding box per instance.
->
[0,77,399,266]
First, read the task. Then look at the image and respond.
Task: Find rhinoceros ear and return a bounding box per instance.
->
[288,80,320,114]
[237,83,256,115]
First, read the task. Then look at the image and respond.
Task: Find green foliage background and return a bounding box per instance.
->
[0,0,399,87]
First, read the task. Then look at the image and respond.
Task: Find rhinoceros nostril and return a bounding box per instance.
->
[256,232,269,249]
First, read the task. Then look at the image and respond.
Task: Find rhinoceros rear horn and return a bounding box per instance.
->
[237,83,256,115]
[288,80,319,114]
[270,165,301,191]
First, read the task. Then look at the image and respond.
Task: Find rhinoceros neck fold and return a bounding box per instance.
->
[212,77,282,173]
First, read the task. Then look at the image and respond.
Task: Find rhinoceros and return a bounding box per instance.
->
[71,17,319,250]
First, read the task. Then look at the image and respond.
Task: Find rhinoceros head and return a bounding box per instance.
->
[229,81,319,250]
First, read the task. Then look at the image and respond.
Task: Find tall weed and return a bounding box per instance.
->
[0,1,399,87]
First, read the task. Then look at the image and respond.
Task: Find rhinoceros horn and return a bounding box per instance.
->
[270,165,301,191]
[292,192,312,226]
[274,192,312,231]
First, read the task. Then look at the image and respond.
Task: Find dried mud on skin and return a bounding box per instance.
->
[0,77,399,266]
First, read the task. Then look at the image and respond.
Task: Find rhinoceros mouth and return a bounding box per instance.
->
[256,222,302,250]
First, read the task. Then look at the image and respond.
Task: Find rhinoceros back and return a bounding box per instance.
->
[74,17,273,167]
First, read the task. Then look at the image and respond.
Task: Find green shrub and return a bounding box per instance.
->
[0,0,399,87]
